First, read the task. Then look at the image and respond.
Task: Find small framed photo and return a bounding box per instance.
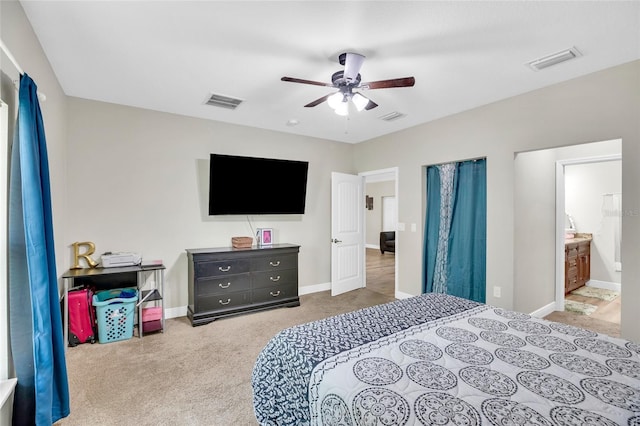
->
[365,195,373,210]
[257,228,273,246]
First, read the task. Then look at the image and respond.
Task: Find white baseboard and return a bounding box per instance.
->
[166,279,405,319]
[586,280,621,292]
[165,305,187,319]
[299,282,331,295]
[530,302,557,319]
[395,291,414,300]
[365,244,379,250]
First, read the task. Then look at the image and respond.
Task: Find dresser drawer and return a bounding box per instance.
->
[251,254,297,272]
[252,268,298,289]
[196,291,250,312]
[195,259,250,278]
[196,273,251,296]
[252,283,298,304]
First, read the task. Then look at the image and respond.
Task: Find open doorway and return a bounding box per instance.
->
[556,154,621,326]
[514,139,621,335]
[362,168,398,299]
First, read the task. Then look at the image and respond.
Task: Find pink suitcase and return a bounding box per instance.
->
[68,288,97,346]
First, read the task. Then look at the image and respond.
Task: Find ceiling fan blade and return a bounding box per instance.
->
[361,77,415,89]
[364,99,378,110]
[304,94,332,107]
[352,92,378,111]
[281,76,334,87]
[343,52,365,83]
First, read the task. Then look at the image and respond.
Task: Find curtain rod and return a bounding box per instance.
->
[1,38,47,101]
[1,38,24,75]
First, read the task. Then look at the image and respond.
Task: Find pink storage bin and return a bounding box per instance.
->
[142,306,162,322]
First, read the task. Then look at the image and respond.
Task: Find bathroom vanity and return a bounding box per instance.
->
[564,234,591,294]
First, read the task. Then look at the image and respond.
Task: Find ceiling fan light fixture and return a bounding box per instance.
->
[334,101,349,116]
[327,92,344,110]
[352,93,369,112]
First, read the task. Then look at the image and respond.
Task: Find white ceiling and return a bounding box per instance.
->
[19,1,640,144]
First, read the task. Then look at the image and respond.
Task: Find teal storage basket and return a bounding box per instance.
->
[93,288,138,343]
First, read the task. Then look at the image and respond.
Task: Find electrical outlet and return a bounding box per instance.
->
[493,286,501,298]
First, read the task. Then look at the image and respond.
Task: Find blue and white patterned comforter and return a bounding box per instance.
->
[252,293,640,425]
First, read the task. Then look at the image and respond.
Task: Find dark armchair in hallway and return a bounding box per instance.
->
[380,231,395,254]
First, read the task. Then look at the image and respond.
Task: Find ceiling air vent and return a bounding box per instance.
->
[527,47,582,71]
[379,111,406,122]
[204,93,243,110]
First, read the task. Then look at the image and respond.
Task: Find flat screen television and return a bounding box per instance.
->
[208,154,309,215]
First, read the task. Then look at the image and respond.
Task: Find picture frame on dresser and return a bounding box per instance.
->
[257,228,272,246]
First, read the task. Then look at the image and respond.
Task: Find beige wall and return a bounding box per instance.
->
[514,140,621,314]
[354,60,640,341]
[66,98,353,311]
[565,159,622,284]
[4,0,640,344]
[365,180,395,247]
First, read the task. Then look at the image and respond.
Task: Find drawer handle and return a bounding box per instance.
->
[270,261,280,267]
[219,298,231,305]
[270,291,281,297]
[219,282,231,289]
[270,275,281,282]
[218,266,231,272]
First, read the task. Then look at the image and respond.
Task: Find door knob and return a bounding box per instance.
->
[331,238,342,243]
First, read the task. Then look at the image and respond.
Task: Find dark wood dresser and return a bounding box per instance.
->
[186,244,300,326]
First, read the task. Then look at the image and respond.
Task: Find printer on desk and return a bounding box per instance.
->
[100,252,142,268]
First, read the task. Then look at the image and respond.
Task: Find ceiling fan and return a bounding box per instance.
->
[281,52,415,116]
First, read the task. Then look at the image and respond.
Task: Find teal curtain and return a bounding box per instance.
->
[9,73,70,425]
[423,159,486,303]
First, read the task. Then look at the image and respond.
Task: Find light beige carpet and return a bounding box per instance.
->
[570,286,620,301]
[54,288,394,426]
[564,299,597,316]
[53,287,620,426]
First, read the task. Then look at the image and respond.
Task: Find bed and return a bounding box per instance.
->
[252,293,640,425]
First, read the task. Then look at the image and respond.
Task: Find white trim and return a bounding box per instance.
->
[587,280,621,293]
[555,151,622,313]
[0,378,17,410]
[1,102,10,392]
[164,306,187,320]
[360,167,399,298]
[395,291,414,300]
[530,302,557,318]
[299,282,331,295]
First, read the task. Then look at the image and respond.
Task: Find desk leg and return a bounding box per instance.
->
[64,278,71,349]
[159,269,165,333]
[137,271,144,338]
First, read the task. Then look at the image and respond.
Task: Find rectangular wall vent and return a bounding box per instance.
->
[204,93,243,110]
[379,111,406,122]
[527,47,582,71]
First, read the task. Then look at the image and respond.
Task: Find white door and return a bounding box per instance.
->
[331,172,365,296]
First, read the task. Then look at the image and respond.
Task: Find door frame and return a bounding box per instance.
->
[360,167,399,298]
[554,154,621,311]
